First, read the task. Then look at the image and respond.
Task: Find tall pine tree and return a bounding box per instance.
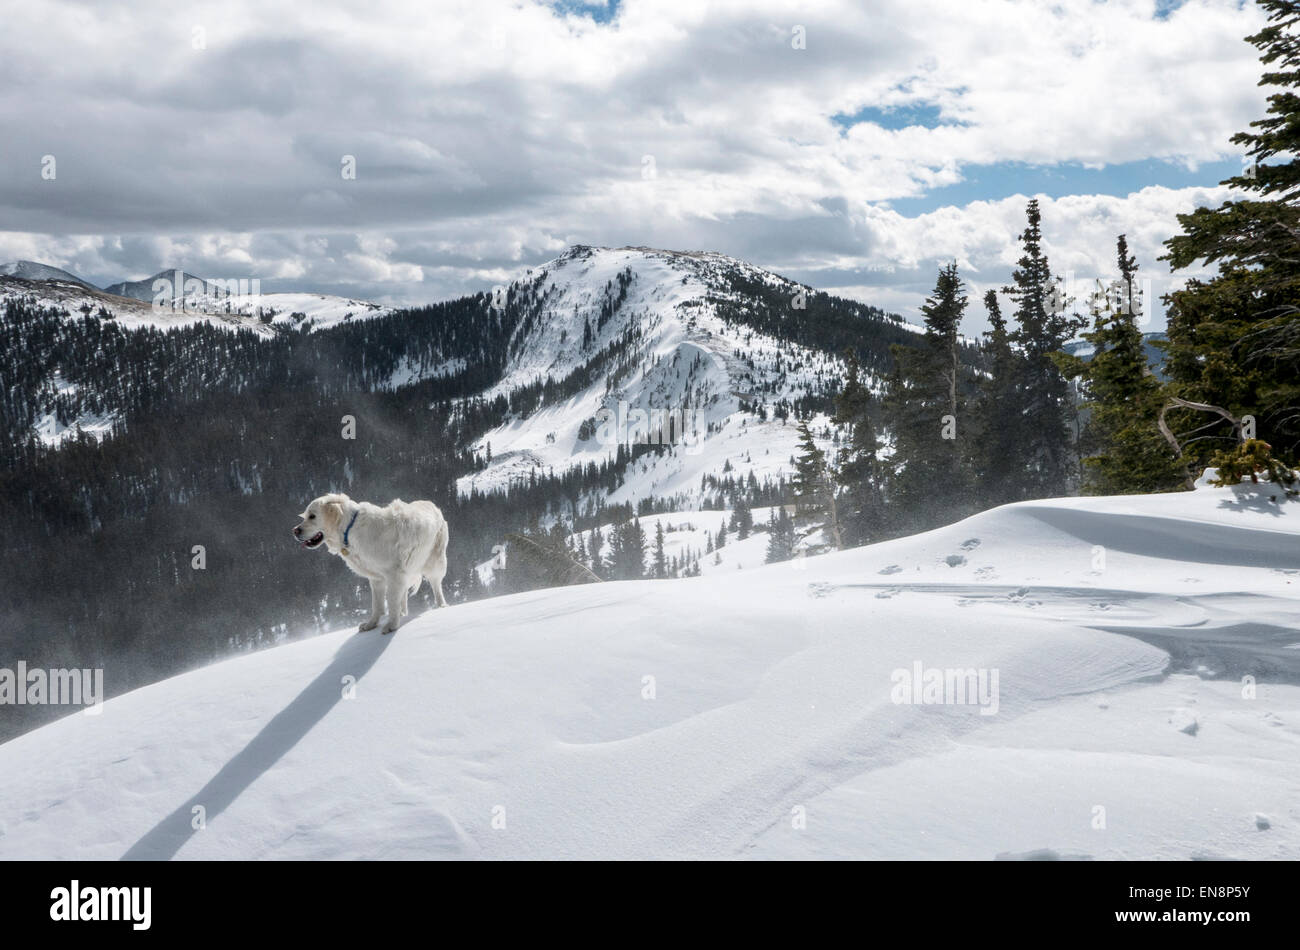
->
[1002,199,1087,498]
[832,348,888,544]
[1161,0,1300,470]
[653,521,668,578]
[764,506,796,563]
[608,518,647,580]
[970,289,1025,507]
[1056,236,1184,493]
[881,262,975,528]
[791,420,842,547]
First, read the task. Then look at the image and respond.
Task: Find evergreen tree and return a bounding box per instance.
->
[832,348,887,544]
[609,518,646,580]
[588,527,605,578]
[1056,236,1184,493]
[653,521,668,578]
[1003,199,1087,497]
[764,506,796,563]
[791,419,843,547]
[734,498,753,539]
[792,420,828,519]
[969,290,1025,507]
[1161,0,1300,470]
[459,560,484,602]
[881,263,976,529]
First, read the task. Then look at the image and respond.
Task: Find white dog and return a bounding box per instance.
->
[293,492,449,634]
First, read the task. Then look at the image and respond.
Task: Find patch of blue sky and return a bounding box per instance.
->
[1154,0,1189,21]
[547,0,621,24]
[884,157,1242,214]
[832,102,966,131]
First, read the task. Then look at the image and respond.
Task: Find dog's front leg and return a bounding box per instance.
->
[381,575,405,634]
[360,577,385,632]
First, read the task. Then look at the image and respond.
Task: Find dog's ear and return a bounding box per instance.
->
[324,501,343,528]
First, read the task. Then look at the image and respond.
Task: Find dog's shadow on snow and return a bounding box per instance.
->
[121,629,394,861]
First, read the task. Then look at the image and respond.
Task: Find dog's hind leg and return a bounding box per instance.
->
[360,578,385,632]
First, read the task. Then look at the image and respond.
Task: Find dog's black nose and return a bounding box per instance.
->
[293,526,302,536]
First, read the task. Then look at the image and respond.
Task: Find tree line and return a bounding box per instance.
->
[787,1,1299,550]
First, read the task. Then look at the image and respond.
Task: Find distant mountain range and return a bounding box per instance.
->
[0,261,392,332]
[2,251,1170,458]
[1,245,918,491]
[1,260,218,298]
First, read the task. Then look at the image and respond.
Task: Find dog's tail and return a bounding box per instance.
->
[432,514,449,559]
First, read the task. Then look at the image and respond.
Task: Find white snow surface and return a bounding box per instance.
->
[150,289,392,331]
[2,482,1298,860]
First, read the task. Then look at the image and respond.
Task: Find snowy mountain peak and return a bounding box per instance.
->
[458,245,894,506]
[0,259,93,287]
[100,269,215,302]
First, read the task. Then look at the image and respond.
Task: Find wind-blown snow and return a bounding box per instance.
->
[2,482,1297,860]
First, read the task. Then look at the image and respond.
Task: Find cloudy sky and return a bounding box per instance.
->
[0,0,1266,329]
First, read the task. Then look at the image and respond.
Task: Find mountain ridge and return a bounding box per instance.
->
[0,259,95,286]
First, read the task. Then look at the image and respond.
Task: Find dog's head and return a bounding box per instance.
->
[293,493,350,550]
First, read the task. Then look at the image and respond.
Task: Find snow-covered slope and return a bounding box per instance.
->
[3,263,392,333]
[457,246,872,507]
[0,260,93,286]
[194,290,390,330]
[3,481,1296,860]
[102,268,391,330]
[0,275,264,332]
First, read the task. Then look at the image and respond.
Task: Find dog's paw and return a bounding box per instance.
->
[381,622,399,635]
[359,618,379,632]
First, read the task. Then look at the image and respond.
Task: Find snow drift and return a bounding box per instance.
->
[2,482,1298,860]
